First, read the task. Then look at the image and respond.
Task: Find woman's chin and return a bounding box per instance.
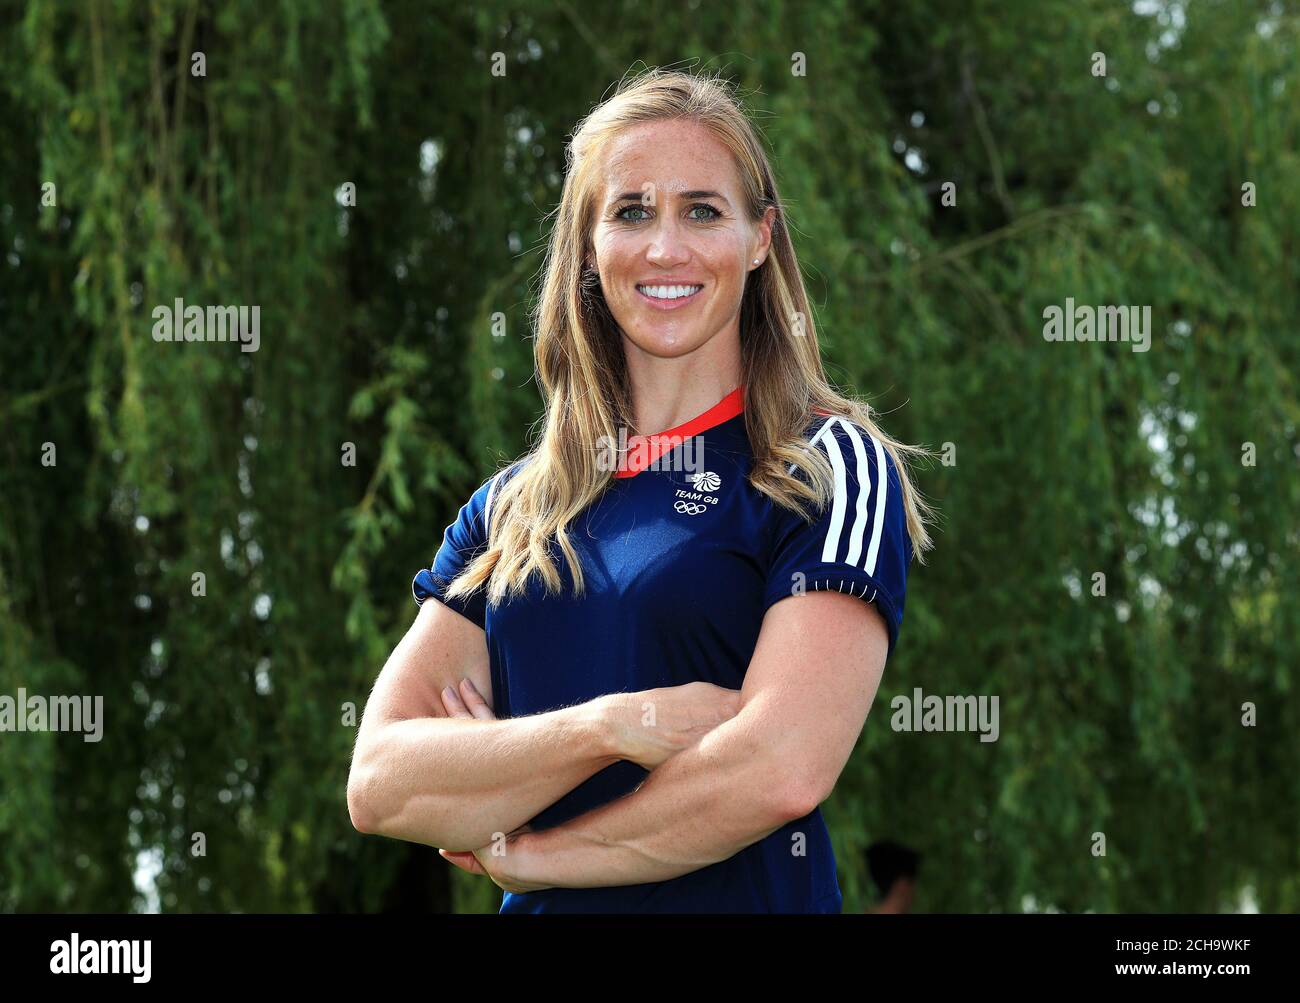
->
[623,327,708,359]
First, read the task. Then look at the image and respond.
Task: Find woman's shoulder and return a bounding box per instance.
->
[798,408,878,452]
[789,408,897,484]
[475,455,531,533]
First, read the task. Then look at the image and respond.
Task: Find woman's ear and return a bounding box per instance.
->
[753,205,777,265]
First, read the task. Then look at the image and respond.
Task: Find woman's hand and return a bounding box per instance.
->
[603,681,742,770]
[440,677,497,720]
[438,825,551,894]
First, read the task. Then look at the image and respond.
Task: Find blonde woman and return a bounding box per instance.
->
[347,68,935,913]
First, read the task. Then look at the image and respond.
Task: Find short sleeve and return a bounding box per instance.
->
[763,417,914,656]
[411,471,505,630]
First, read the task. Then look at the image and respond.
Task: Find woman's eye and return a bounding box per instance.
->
[615,204,722,223]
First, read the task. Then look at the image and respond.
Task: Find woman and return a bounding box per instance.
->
[347,68,936,913]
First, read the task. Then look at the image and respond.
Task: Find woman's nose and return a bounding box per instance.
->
[645,223,690,265]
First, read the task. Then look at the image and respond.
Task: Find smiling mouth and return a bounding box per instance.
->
[635,284,704,309]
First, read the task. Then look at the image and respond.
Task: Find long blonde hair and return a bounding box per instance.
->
[447,67,937,607]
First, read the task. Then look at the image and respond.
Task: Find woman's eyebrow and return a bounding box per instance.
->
[607,189,731,207]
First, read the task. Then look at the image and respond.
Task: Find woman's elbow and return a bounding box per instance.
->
[763,755,835,823]
[346,759,382,834]
[347,751,461,846]
[347,733,401,835]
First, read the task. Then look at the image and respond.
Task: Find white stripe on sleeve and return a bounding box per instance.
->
[792,416,877,569]
[483,471,503,534]
[834,418,873,566]
[864,434,888,575]
[817,425,849,562]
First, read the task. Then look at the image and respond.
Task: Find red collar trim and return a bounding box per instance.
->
[613,386,744,478]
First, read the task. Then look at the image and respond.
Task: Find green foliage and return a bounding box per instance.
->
[1,0,1296,913]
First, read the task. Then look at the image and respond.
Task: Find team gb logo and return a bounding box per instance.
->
[675,470,723,516]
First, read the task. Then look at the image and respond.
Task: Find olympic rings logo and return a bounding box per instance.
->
[674,500,708,516]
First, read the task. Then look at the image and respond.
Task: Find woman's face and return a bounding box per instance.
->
[588,118,774,361]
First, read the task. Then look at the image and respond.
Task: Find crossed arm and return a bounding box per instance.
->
[437,590,891,892]
[347,598,624,851]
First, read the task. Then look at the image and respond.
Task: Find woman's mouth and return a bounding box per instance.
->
[635,283,704,311]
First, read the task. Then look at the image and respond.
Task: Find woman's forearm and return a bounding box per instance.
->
[349,698,621,851]
[507,708,805,888]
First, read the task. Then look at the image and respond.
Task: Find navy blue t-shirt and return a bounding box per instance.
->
[412,387,913,913]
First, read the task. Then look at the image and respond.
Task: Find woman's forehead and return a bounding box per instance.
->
[598,123,739,196]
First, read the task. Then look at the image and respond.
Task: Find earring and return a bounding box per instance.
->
[752,258,760,265]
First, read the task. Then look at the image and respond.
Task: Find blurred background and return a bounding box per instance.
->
[1,0,1297,914]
